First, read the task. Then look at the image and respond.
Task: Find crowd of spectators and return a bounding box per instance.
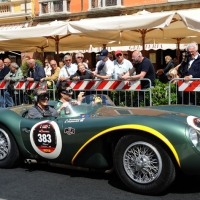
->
[0,41,199,107]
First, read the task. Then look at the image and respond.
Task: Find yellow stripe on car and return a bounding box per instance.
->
[71,125,181,167]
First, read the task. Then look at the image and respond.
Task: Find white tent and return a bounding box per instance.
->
[0,9,200,61]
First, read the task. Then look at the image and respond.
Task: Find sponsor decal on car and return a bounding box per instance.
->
[64,127,75,135]
[64,118,85,123]
[30,120,62,159]
[80,114,90,118]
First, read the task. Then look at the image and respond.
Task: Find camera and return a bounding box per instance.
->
[183,51,191,62]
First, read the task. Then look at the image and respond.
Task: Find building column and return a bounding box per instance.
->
[63,0,67,12]
[117,0,121,6]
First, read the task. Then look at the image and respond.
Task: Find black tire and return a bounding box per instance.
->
[0,126,20,168]
[114,134,176,195]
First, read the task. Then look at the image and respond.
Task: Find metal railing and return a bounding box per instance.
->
[0,79,153,108]
[168,78,200,105]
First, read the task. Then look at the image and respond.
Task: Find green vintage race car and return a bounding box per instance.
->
[1,94,200,195]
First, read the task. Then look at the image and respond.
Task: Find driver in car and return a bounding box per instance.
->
[27,88,66,118]
[55,81,85,115]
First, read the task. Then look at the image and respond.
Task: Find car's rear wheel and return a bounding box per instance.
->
[0,126,19,168]
[114,134,176,195]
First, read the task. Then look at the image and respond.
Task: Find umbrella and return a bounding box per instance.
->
[67,9,200,61]
[1,9,200,63]
[0,11,175,51]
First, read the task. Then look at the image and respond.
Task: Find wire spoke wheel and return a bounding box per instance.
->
[114,134,176,195]
[0,126,19,168]
[0,129,11,160]
[123,142,162,184]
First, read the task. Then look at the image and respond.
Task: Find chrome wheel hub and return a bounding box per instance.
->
[123,141,162,184]
[0,129,10,160]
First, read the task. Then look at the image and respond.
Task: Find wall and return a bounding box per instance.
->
[124,0,167,7]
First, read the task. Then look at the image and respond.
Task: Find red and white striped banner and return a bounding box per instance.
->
[178,80,200,91]
[0,81,9,89]
[25,81,47,90]
[68,80,141,91]
[0,80,47,90]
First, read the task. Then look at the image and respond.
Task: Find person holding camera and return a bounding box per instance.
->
[27,88,67,119]
[4,62,23,107]
[178,42,200,82]
[178,42,200,104]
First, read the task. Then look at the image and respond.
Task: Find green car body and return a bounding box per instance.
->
[1,96,200,195]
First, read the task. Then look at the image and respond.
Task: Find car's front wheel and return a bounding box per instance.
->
[114,134,176,195]
[0,126,19,168]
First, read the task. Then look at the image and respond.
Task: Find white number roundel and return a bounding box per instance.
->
[30,120,62,159]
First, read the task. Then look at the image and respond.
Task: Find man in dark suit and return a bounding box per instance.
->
[0,60,10,107]
[27,59,45,81]
[25,59,45,104]
[178,42,200,104]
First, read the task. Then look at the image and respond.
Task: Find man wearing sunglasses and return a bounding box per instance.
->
[92,49,114,80]
[55,81,84,115]
[74,53,88,69]
[27,88,67,118]
[113,50,133,79]
[40,60,60,85]
[58,55,77,83]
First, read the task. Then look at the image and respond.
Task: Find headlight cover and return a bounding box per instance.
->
[188,126,200,147]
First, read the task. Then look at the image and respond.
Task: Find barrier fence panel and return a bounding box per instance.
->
[168,78,200,105]
[68,79,152,107]
[0,80,48,108]
[0,79,153,108]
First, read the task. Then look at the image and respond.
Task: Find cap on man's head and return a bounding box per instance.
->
[99,49,108,60]
[115,50,123,56]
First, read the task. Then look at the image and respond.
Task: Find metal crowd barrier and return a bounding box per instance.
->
[0,79,153,108]
[0,80,48,107]
[68,79,153,107]
[168,78,200,105]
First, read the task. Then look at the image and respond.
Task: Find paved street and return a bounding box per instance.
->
[0,164,200,200]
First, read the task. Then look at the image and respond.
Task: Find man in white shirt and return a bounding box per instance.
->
[113,50,133,79]
[58,55,77,82]
[92,49,114,79]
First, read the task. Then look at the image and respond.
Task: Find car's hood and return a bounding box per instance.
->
[98,106,188,117]
[147,105,200,117]
[96,105,194,125]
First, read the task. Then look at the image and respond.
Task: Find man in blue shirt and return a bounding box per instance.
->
[122,50,155,89]
[122,50,155,106]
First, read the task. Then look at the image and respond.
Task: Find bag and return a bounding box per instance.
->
[7,84,14,92]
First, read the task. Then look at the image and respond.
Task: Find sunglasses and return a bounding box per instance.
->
[61,89,73,95]
[65,60,71,62]
[50,64,56,67]
[77,57,83,59]
[38,92,49,101]
[116,54,122,57]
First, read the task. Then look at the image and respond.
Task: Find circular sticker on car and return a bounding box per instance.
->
[30,120,62,159]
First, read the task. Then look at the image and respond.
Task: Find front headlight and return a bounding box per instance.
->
[188,126,200,147]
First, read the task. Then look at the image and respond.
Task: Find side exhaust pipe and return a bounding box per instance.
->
[24,159,37,164]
